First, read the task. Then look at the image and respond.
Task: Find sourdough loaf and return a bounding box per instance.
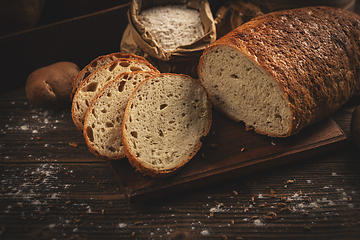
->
[72,58,159,131]
[122,73,212,178]
[198,6,360,137]
[83,71,158,159]
[71,52,146,100]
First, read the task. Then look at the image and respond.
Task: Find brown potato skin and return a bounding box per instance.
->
[351,105,360,149]
[26,62,79,109]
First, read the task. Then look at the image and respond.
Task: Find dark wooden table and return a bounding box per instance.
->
[1,2,360,240]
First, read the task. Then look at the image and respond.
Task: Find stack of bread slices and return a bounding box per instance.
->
[71,52,212,178]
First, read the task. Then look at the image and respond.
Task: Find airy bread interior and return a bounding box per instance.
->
[83,71,158,159]
[72,59,158,131]
[122,74,211,176]
[198,45,292,136]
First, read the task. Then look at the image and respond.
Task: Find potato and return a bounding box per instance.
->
[350,105,360,149]
[25,62,79,109]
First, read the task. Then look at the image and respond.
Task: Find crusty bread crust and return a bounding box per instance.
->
[198,6,360,137]
[122,73,212,178]
[71,58,159,131]
[71,52,146,100]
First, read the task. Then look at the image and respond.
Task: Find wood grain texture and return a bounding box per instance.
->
[1,78,359,240]
[110,110,346,203]
[1,2,360,239]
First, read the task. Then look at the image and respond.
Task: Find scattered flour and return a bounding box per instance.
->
[200,229,211,235]
[209,202,227,213]
[117,223,127,228]
[1,164,75,209]
[254,219,264,227]
[137,5,204,52]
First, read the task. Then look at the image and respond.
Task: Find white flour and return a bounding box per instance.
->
[137,5,204,52]
[1,163,64,205]
[3,108,65,135]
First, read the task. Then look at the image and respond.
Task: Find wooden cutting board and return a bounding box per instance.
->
[108,109,347,203]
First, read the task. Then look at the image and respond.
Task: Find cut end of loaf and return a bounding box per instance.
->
[198,45,292,137]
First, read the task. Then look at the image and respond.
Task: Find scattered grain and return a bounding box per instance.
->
[280,207,292,212]
[278,202,287,207]
[69,142,78,147]
[267,212,277,220]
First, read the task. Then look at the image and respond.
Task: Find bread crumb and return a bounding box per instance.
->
[69,142,78,148]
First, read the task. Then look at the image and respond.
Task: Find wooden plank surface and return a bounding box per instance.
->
[1,2,360,239]
[109,110,346,203]
[1,75,359,240]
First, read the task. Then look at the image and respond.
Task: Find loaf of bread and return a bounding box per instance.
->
[198,6,360,137]
[72,58,159,131]
[122,73,212,178]
[83,71,158,159]
[71,52,146,100]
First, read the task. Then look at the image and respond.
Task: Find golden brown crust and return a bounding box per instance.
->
[71,58,159,132]
[122,73,212,178]
[70,52,146,100]
[199,6,360,136]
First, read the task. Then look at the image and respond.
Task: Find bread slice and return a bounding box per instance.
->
[72,58,159,131]
[198,6,360,137]
[83,71,158,159]
[71,52,146,100]
[122,73,212,178]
